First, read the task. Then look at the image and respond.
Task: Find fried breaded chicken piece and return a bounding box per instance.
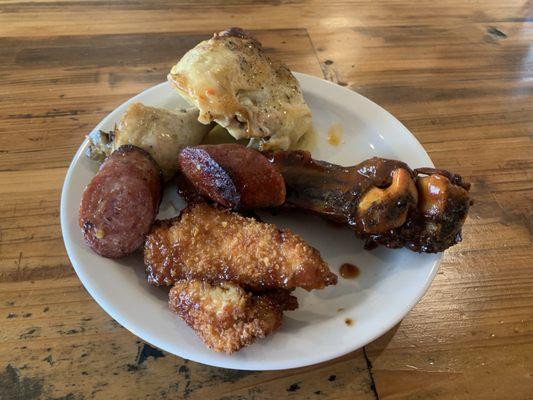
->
[144,203,337,290]
[169,280,297,353]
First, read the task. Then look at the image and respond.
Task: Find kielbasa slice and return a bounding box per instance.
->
[177,144,285,209]
[79,145,162,258]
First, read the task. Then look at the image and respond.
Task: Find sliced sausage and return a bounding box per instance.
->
[177,147,240,208]
[177,144,285,209]
[79,145,162,258]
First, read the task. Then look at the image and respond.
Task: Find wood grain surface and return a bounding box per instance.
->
[1,1,531,399]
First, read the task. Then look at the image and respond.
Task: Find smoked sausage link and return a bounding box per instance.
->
[177,144,285,209]
[79,145,162,258]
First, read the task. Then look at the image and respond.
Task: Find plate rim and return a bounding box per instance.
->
[60,72,442,370]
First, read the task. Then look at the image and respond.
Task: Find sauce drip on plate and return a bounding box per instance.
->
[327,123,343,146]
[339,263,360,279]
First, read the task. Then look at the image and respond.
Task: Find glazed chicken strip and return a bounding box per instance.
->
[87,103,212,180]
[168,28,311,150]
[144,203,337,290]
[169,280,297,353]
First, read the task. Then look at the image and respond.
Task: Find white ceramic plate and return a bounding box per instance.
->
[61,73,441,370]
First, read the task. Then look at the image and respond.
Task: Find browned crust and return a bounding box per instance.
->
[144,203,337,290]
[214,27,257,42]
[169,280,297,353]
[178,147,240,208]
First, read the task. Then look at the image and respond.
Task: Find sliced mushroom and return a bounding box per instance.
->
[357,168,418,234]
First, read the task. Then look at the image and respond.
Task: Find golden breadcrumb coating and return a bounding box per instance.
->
[169,280,297,353]
[144,203,337,290]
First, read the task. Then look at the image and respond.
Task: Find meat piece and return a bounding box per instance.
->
[177,147,239,208]
[177,144,285,209]
[268,150,471,253]
[87,103,213,180]
[169,280,297,353]
[168,28,311,150]
[173,172,206,204]
[79,145,162,258]
[357,168,418,234]
[144,203,337,290]
[86,129,113,163]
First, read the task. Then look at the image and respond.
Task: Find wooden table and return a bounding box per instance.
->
[1,1,532,399]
